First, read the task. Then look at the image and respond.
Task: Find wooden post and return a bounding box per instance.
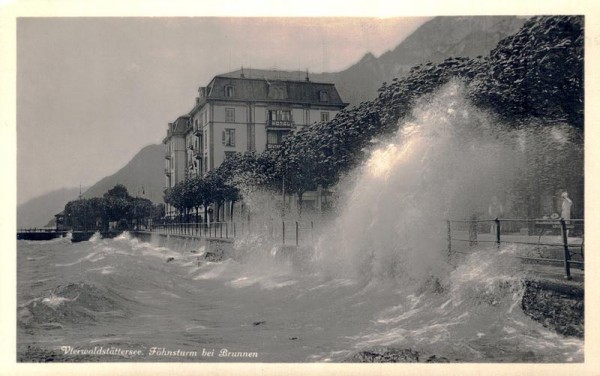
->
[495,218,501,248]
[446,220,452,257]
[560,218,572,280]
[469,215,477,246]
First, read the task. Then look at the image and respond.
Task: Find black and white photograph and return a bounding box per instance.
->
[2,1,598,374]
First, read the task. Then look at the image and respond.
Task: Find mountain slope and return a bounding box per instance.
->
[81,144,165,203]
[17,187,83,228]
[313,16,527,106]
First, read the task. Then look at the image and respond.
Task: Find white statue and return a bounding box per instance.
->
[561,191,573,220]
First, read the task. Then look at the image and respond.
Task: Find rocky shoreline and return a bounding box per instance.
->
[521,279,584,338]
[347,278,584,363]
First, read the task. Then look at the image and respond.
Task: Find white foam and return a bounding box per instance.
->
[41,295,71,308]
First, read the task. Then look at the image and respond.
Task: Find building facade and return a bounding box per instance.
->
[163,69,348,218]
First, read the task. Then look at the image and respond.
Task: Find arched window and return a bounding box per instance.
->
[225,85,234,97]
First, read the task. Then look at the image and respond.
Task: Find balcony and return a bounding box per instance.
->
[194,128,202,136]
[165,151,171,159]
[267,119,295,128]
[193,149,202,158]
[164,168,172,176]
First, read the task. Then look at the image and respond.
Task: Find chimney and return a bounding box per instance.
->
[241,66,245,78]
[305,69,310,82]
[198,86,206,98]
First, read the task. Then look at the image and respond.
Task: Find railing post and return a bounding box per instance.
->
[446,220,452,257]
[226,222,228,239]
[295,221,299,246]
[311,221,314,245]
[233,222,236,238]
[495,218,501,248]
[469,215,477,246]
[282,221,286,245]
[560,218,572,280]
[220,223,223,238]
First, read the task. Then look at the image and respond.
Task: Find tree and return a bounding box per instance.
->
[104,184,130,200]
[166,182,187,221]
[128,197,154,229]
[187,175,206,223]
[104,196,131,227]
[470,16,583,130]
[152,203,166,223]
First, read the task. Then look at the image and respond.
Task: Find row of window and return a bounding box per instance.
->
[222,128,291,148]
[224,85,330,102]
[225,108,329,123]
[183,109,331,154]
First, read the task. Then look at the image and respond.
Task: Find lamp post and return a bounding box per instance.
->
[281,171,285,219]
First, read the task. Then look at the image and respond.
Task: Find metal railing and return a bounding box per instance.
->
[152,222,236,239]
[447,218,584,280]
[150,220,317,246]
[17,227,66,233]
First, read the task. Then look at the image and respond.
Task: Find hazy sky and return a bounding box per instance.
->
[16,17,430,204]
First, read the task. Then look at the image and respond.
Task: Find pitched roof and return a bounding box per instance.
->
[163,115,189,142]
[203,69,347,107]
[219,68,312,82]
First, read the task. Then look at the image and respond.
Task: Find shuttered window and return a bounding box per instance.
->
[223,129,235,146]
[225,108,235,122]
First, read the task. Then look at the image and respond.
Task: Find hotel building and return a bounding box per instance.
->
[163,69,348,217]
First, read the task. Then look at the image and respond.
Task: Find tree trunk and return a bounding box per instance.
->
[297,191,304,218]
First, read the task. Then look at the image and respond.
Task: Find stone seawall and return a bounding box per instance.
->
[130,231,235,260]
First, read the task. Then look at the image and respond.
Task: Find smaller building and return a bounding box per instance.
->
[54,211,66,231]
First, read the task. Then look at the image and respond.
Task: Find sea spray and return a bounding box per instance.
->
[312,81,581,286]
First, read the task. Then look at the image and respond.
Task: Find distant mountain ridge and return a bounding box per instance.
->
[81,144,165,203]
[18,144,165,228]
[17,187,84,228]
[312,16,527,106]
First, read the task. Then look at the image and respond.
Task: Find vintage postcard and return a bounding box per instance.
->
[2,1,598,375]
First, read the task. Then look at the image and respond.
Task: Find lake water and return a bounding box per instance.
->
[17,232,583,362]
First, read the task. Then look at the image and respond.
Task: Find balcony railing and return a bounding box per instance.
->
[267,119,295,127]
[165,152,171,159]
[165,168,172,176]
